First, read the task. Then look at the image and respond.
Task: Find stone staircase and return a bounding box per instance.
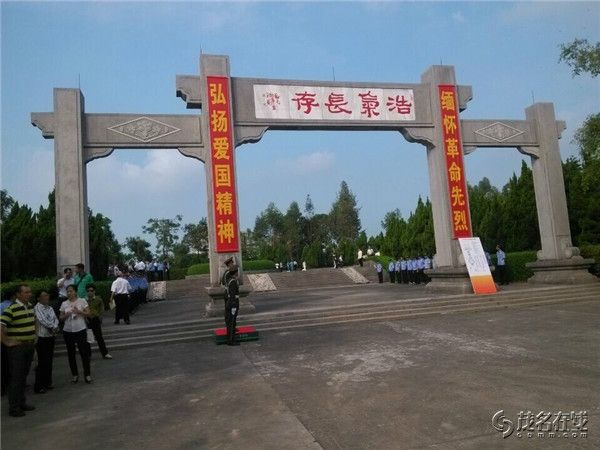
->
[173,267,367,296]
[353,260,381,283]
[53,283,600,355]
[166,275,211,300]
[266,267,357,290]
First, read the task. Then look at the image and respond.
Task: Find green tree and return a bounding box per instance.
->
[469,177,501,251]
[407,197,434,255]
[368,233,384,253]
[1,189,121,281]
[559,39,600,77]
[337,238,357,266]
[301,241,323,268]
[143,215,183,258]
[241,228,259,261]
[30,192,56,277]
[182,218,208,254]
[356,231,368,253]
[381,209,406,257]
[572,116,600,243]
[88,211,122,279]
[304,194,315,219]
[574,113,600,190]
[283,201,304,259]
[253,202,285,260]
[329,181,361,242]
[1,190,15,223]
[1,200,36,280]
[304,194,315,243]
[309,213,333,251]
[498,162,539,251]
[559,39,600,245]
[125,236,153,262]
[562,157,586,245]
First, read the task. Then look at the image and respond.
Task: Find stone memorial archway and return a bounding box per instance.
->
[32,54,596,315]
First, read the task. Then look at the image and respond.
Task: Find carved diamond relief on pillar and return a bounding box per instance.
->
[108,116,181,142]
[474,121,524,142]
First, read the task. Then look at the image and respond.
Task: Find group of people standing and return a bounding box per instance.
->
[372,244,510,286]
[109,259,170,282]
[1,263,114,418]
[375,256,432,284]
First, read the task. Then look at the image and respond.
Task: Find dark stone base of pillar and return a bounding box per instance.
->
[526,258,598,285]
[205,285,255,317]
[424,267,473,294]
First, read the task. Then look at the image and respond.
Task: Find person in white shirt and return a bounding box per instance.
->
[496,244,509,285]
[34,291,58,393]
[110,271,132,325]
[394,259,402,284]
[56,267,74,319]
[59,285,92,384]
[134,260,146,272]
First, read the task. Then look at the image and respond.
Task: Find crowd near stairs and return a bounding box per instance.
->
[52,276,600,355]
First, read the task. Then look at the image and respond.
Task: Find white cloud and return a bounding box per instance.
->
[452,11,466,23]
[87,149,206,241]
[89,149,201,193]
[275,151,335,175]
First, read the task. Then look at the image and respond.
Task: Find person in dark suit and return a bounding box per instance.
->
[224,266,240,346]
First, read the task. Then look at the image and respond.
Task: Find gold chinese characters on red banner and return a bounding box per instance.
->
[438,85,472,238]
[207,76,239,252]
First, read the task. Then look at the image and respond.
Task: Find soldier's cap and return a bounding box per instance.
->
[224,256,234,265]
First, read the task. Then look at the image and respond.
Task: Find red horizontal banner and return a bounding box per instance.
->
[207,76,239,253]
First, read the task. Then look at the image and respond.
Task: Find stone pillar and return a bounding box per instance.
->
[200,55,254,316]
[421,66,471,293]
[524,103,596,284]
[53,88,90,275]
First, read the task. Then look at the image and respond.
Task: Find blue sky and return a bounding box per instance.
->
[2,1,599,248]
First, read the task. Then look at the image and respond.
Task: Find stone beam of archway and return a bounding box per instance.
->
[30,89,205,274]
[461,118,566,157]
[30,55,595,301]
[177,74,473,148]
[178,59,595,291]
[32,110,204,162]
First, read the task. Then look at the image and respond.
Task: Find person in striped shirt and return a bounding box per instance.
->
[0,284,36,417]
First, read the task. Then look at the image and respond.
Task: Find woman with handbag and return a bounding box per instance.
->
[59,285,92,384]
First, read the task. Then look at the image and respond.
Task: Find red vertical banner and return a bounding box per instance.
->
[438,85,472,239]
[207,76,239,253]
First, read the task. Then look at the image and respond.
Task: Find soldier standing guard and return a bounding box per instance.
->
[221,256,235,287]
[221,256,236,341]
[224,266,240,346]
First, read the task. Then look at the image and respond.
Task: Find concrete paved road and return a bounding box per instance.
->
[1,295,598,450]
